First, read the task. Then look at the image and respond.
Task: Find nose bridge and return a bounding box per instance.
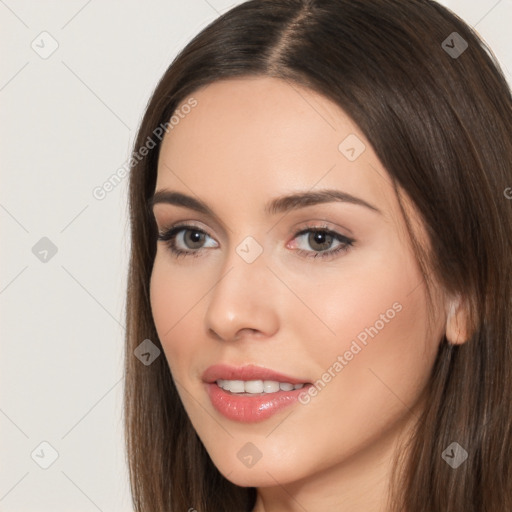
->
[204,235,278,341]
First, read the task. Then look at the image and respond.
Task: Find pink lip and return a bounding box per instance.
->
[202,363,309,385]
[202,364,312,423]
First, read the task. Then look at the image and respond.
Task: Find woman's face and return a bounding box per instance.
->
[149,77,447,493]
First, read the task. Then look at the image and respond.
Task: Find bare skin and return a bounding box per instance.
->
[149,76,468,512]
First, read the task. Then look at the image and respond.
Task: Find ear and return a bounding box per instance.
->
[445,295,469,345]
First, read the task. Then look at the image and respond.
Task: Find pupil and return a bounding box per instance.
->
[187,230,204,248]
[310,231,331,250]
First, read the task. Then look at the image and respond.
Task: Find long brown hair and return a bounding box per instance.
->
[124,1,512,510]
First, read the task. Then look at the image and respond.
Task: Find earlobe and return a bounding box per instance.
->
[445,295,469,345]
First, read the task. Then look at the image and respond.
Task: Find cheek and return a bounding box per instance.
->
[288,240,439,413]
[149,252,206,375]
[301,234,431,357]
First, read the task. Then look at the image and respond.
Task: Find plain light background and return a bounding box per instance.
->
[1,1,510,510]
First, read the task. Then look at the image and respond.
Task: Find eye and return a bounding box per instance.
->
[157,223,217,258]
[290,225,354,259]
[156,222,355,261]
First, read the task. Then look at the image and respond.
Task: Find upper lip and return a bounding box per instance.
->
[202,364,310,385]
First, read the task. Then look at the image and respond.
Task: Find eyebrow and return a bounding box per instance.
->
[148,188,382,217]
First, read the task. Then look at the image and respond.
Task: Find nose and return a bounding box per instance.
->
[203,246,280,343]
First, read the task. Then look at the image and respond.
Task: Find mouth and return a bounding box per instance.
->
[202,364,313,423]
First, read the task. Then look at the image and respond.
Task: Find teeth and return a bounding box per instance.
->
[216,379,305,394]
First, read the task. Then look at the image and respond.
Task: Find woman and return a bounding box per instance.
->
[124,1,512,510]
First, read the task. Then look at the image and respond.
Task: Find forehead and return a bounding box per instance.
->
[155,76,396,223]
[159,76,358,166]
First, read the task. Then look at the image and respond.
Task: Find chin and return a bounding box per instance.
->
[205,443,314,488]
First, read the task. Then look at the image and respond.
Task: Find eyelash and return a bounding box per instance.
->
[156,222,355,260]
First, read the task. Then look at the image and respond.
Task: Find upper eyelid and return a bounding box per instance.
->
[158,222,353,246]
[156,219,211,238]
[152,207,232,237]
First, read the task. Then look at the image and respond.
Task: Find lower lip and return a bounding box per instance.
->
[205,382,311,423]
